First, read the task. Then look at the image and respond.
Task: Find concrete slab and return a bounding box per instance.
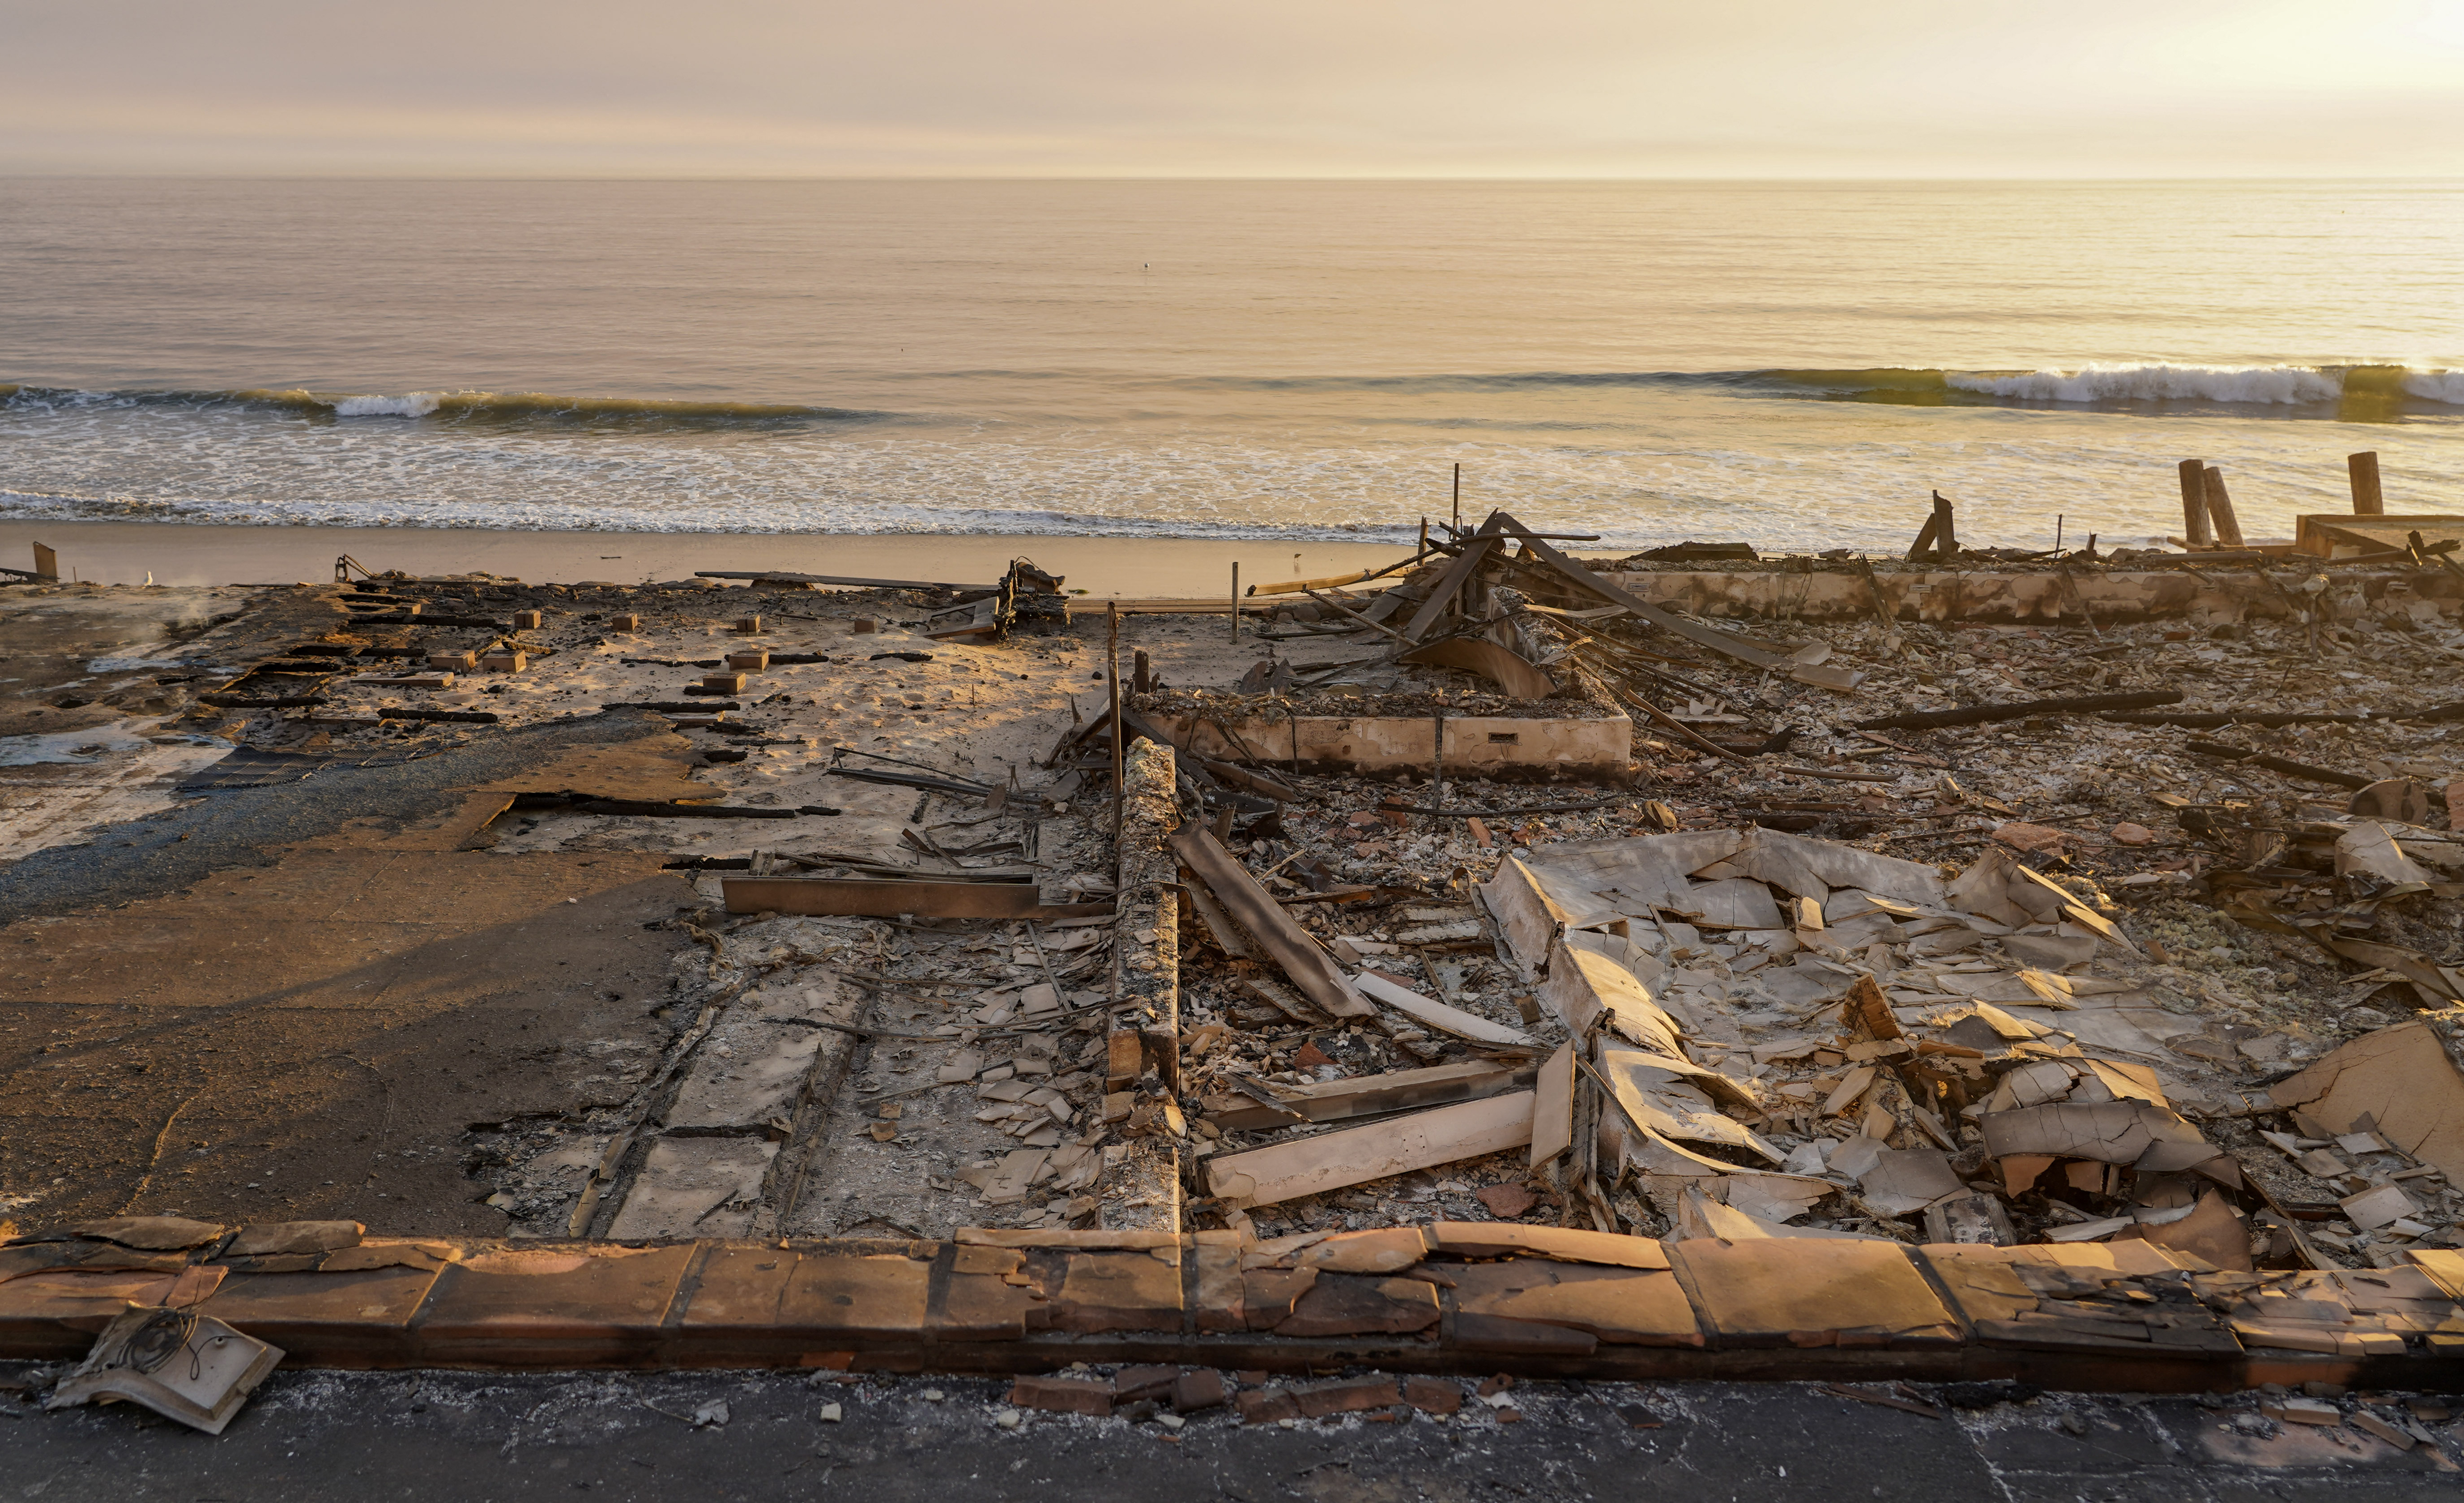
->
[605,1139,779,1240]
[664,1022,827,1131]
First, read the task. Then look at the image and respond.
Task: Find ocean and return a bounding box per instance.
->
[3,178,2459,552]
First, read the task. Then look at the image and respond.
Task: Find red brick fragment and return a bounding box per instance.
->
[1009,1375,1113,1417]
[1172,1370,1229,1413]
[1475,1183,1539,1219]
[1403,1378,1463,1415]
[1113,1365,1178,1403]
[1236,1388,1300,1425]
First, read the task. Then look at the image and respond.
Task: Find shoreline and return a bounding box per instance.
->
[0,521,1417,597]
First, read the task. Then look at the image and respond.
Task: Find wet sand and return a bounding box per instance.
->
[0,521,1413,598]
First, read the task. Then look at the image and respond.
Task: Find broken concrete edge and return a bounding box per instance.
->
[1150,710,1633,781]
[753,974,870,1238]
[6,1224,2463,1391]
[1518,565,2464,628]
[600,969,872,1243]
[1107,738,1183,1232]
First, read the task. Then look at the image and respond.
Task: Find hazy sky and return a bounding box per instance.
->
[5,0,2460,177]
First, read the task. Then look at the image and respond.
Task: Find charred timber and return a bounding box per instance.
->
[1855,691,2183,731]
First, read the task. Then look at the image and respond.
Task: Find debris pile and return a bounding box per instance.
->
[7,500,2464,1309]
[1122,780,2464,1270]
[1029,505,2464,1272]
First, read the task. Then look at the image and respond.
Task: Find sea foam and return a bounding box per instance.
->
[2402,371,2464,405]
[1946,364,2348,405]
[331,392,443,418]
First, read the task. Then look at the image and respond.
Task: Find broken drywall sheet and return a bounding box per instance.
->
[1206,1091,1537,1207]
[2270,1022,2464,1179]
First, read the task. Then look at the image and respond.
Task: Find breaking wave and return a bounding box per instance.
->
[1754,363,2464,410]
[2401,370,2464,404]
[1948,363,2344,404]
[5,363,2461,435]
[0,384,896,428]
[1158,364,2464,413]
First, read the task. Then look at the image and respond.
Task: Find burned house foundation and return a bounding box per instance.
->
[8,514,2464,1434]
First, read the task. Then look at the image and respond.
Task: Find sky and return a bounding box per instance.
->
[4,0,2460,178]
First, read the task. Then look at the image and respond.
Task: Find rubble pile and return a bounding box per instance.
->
[1038,507,2464,1274]
[8,501,2464,1372]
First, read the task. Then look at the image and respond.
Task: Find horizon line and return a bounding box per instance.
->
[5,171,2462,186]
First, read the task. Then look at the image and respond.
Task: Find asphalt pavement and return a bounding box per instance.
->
[3,1363,2458,1503]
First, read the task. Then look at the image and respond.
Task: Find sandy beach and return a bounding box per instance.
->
[0,521,1413,598]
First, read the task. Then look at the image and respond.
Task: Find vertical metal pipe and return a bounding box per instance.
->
[1230,562,1239,643]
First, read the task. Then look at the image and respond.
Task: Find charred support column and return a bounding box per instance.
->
[1929,491,1958,559]
[2177,459,2214,548]
[1102,737,1182,1232]
[2201,466,2246,549]
[2349,451,2384,516]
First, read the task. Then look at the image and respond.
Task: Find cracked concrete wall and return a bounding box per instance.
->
[1104,736,1183,1232]
[1595,566,2464,627]
[1152,712,1631,778]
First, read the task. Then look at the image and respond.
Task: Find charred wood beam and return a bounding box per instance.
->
[1855,691,2183,731]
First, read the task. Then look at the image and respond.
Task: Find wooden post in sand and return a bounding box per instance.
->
[2201,466,2246,549]
[1108,603,1124,842]
[1230,562,1240,643]
[2349,451,2384,515]
[2177,460,2214,548]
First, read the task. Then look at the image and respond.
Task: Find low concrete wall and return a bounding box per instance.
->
[10,1220,2460,1392]
[1596,567,2464,628]
[1151,713,1632,779]
[1105,739,1182,1233]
